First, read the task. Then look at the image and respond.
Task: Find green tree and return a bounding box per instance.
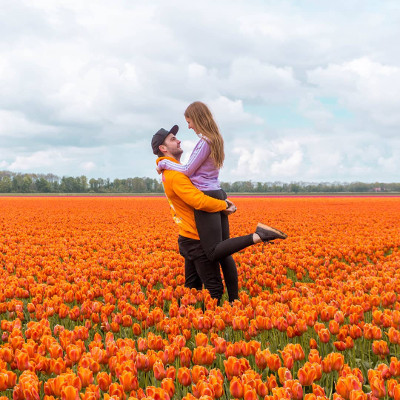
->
[0,176,12,193]
[35,177,51,193]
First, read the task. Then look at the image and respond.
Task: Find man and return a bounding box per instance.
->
[152,125,235,302]
[151,125,287,304]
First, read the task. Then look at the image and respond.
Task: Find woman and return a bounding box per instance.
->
[157,101,287,302]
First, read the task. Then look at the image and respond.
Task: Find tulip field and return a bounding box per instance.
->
[1,196,400,400]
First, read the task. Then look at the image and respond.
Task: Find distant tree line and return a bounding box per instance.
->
[0,171,163,193]
[1,171,399,193]
[220,181,400,193]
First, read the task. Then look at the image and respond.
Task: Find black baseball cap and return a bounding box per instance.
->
[151,125,179,155]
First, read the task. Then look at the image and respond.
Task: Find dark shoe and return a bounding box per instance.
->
[255,223,287,242]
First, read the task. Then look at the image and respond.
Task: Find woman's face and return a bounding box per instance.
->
[185,117,198,134]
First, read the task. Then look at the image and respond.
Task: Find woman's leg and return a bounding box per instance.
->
[219,207,239,302]
[219,256,238,302]
[194,190,254,262]
[195,190,241,303]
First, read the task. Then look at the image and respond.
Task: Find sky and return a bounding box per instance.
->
[1,0,399,183]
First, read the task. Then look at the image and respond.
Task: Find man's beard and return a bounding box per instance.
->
[170,148,183,159]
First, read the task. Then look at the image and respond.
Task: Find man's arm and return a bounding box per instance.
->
[171,173,227,213]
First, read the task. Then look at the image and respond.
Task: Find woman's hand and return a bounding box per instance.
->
[222,199,237,215]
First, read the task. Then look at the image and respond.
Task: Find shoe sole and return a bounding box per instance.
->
[257,223,288,239]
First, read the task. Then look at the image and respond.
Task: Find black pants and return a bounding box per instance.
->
[178,235,224,302]
[194,189,254,302]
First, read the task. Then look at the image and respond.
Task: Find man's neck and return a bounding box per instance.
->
[163,153,181,162]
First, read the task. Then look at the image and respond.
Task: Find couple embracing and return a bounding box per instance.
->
[151,101,287,305]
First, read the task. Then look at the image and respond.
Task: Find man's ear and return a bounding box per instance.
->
[159,144,167,154]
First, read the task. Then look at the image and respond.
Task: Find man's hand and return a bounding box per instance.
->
[222,199,237,215]
[156,166,162,174]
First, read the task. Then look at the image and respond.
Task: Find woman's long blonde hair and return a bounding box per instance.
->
[184,101,225,169]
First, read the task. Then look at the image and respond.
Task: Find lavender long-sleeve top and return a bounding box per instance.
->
[157,138,221,191]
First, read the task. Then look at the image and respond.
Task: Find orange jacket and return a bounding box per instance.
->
[157,156,227,240]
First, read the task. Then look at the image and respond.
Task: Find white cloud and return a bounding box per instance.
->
[308,57,400,129]
[208,96,263,131]
[270,150,303,177]
[188,63,208,80]
[0,111,56,137]
[180,140,197,164]
[223,58,300,101]
[230,139,303,180]
[8,150,69,171]
[297,94,334,130]
[80,161,96,171]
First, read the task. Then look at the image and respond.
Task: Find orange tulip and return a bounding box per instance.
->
[191,365,208,384]
[136,337,147,351]
[178,367,192,386]
[284,379,303,400]
[61,385,80,400]
[230,377,244,399]
[329,320,340,335]
[179,347,192,368]
[165,365,176,380]
[255,349,270,370]
[213,337,226,354]
[96,372,112,392]
[334,341,347,351]
[108,382,126,400]
[349,390,367,400]
[193,345,216,365]
[66,345,82,363]
[387,379,398,397]
[298,362,319,386]
[281,351,294,369]
[266,374,278,391]
[336,375,362,399]
[224,356,242,379]
[372,340,390,358]
[312,383,325,396]
[278,367,293,384]
[152,360,166,381]
[78,367,93,388]
[119,371,138,392]
[370,375,386,398]
[318,328,330,343]
[161,378,175,398]
[267,354,281,372]
[243,386,257,400]
[14,350,30,371]
[390,357,400,376]
[195,332,208,347]
[394,384,400,400]
[255,380,268,397]
[50,358,66,375]
[349,325,362,339]
[0,347,14,364]
[0,373,9,391]
[309,338,318,349]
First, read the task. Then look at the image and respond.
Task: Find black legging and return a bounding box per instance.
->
[194,189,254,302]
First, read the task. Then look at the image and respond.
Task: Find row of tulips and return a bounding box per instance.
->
[0,196,400,399]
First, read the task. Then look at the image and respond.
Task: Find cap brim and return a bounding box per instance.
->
[169,125,179,135]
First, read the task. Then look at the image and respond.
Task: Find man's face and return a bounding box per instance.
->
[159,133,183,158]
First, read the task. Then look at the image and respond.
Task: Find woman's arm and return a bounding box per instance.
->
[171,173,226,212]
[157,139,211,176]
